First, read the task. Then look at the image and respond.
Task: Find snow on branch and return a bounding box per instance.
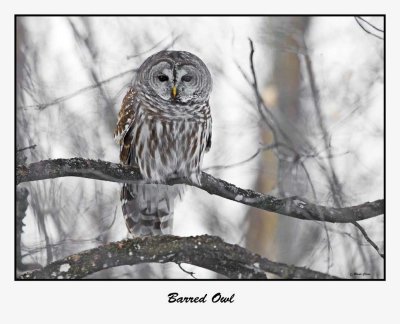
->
[17,158,384,223]
[18,234,339,279]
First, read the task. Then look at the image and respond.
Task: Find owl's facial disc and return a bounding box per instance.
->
[148,60,208,104]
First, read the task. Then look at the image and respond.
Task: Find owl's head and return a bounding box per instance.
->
[135,50,212,104]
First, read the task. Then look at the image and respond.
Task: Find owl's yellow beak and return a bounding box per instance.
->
[171,86,177,98]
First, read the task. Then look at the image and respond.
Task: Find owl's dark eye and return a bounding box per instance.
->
[158,74,169,82]
[181,75,193,82]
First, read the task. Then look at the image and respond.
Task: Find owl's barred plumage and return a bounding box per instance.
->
[115,51,212,236]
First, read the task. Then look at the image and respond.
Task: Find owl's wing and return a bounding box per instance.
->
[114,88,137,165]
[205,132,212,152]
[205,116,212,153]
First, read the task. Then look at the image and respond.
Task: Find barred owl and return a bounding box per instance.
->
[114,51,212,236]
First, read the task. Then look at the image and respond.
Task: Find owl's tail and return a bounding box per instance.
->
[120,183,182,236]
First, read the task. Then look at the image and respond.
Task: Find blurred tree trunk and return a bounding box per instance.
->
[246,17,319,264]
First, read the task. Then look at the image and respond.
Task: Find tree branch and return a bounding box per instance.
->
[18,235,339,279]
[352,221,384,258]
[354,16,384,40]
[17,144,37,153]
[356,16,384,33]
[17,68,138,110]
[17,158,384,223]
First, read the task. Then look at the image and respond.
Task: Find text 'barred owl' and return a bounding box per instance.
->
[114,51,212,236]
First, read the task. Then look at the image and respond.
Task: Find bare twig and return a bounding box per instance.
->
[355,17,384,40]
[18,68,137,110]
[204,146,267,171]
[16,158,384,224]
[356,16,384,33]
[126,34,181,60]
[352,221,384,258]
[177,263,197,279]
[17,144,37,153]
[18,235,339,279]
[247,39,280,141]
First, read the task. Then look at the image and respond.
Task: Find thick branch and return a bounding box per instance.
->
[16,158,384,223]
[18,235,339,279]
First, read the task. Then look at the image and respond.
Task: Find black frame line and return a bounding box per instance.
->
[14,14,386,281]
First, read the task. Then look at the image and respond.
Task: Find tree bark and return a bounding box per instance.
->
[17,158,384,223]
[18,235,339,280]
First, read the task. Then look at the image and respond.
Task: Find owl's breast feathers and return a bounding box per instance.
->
[115,87,211,182]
